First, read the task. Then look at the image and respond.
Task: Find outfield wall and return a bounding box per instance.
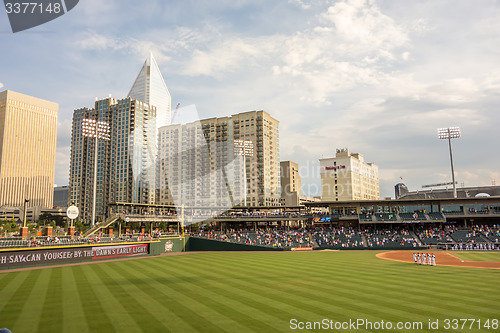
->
[313,246,428,251]
[187,237,284,251]
[0,237,186,270]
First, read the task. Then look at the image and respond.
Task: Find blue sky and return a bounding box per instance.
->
[1,0,500,198]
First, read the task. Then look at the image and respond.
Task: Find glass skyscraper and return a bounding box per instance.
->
[69,55,172,222]
[128,53,171,130]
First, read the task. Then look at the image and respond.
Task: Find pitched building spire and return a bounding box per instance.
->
[128,53,172,129]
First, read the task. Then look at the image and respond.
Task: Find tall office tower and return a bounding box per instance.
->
[157,110,280,208]
[0,90,58,208]
[320,148,380,201]
[280,161,301,206]
[128,53,171,130]
[69,97,156,222]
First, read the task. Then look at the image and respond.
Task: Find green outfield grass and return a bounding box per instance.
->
[452,252,500,262]
[0,251,499,333]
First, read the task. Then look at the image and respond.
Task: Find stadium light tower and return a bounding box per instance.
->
[438,127,461,198]
[83,118,110,227]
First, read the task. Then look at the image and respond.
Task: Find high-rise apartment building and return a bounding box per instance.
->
[320,148,379,201]
[69,97,156,221]
[69,55,171,222]
[0,90,58,208]
[157,110,280,207]
[280,161,301,206]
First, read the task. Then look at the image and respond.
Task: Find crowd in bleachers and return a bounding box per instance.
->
[194,224,500,250]
[3,223,500,250]
[196,229,315,248]
[417,226,455,245]
[477,225,500,243]
[364,228,418,248]
[314,227,364,248]
[0,233,150,249]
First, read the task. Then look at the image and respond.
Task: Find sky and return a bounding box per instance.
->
[1,0,499,199]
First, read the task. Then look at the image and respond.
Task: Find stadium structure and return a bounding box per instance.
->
[395,183,500,200]
[2,195,500,271]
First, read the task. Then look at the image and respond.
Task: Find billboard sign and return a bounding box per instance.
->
[0,243,149,268]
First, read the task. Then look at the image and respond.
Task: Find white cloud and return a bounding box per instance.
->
[288,0,312,10]
[179,0,411,106]
[183,38,265,77]
[320,0,408,54]
[73,27,211,65]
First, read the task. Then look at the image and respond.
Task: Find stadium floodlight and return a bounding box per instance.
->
[437,127,461,198]
[83,119,110,227]
[438,127,461,139]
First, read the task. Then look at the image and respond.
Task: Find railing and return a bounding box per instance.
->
[83,214,121,238]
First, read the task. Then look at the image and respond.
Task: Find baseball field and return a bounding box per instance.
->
[1,251,499,332]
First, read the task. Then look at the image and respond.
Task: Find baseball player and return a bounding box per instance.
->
[417,252,421,264]
[422,253,427,265]
[431,253,436,266]
[413,252,417,264]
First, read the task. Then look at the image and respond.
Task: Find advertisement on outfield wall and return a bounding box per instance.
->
[0,243,149,268]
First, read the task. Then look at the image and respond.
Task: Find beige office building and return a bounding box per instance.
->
[280,161,301,206]
[0,90,58,208]
[157,110,280,207]
[320,148,379,201]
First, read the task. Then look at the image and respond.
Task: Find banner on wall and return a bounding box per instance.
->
[0,243,149,268]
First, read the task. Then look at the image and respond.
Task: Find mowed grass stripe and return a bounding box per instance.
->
[158,253,439,323]
[164,253,442,328]
[168,252,499,322]
[0,251,499,333]
[452,252,500,262]
[130,258,293,332]
[109,259,261,333]
[72,265,116,333]
[302,259,500,307]
[0,270,41,327]
[89,263,170,332]
[146,256,360,329]
[0,269,17,287]
[225,251,500,304]
[0,270,31,315]
[101,261,204,333]
[157,254,403,324]
[38,268,64,333]
[152,254,352,317]
[13,268,51,332]
[61,265,89,332]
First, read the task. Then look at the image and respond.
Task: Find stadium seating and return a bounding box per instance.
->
[374,213,398,222]
[427,212,446,220]
[449,229,488,244]
[416,228,451,245]
[314,227,364,249]
[365,229,418,248]
[399,212,427,221]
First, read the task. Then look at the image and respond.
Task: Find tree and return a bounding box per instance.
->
[38,212,65,226]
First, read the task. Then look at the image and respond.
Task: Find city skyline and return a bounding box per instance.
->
[1,1,500,198]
